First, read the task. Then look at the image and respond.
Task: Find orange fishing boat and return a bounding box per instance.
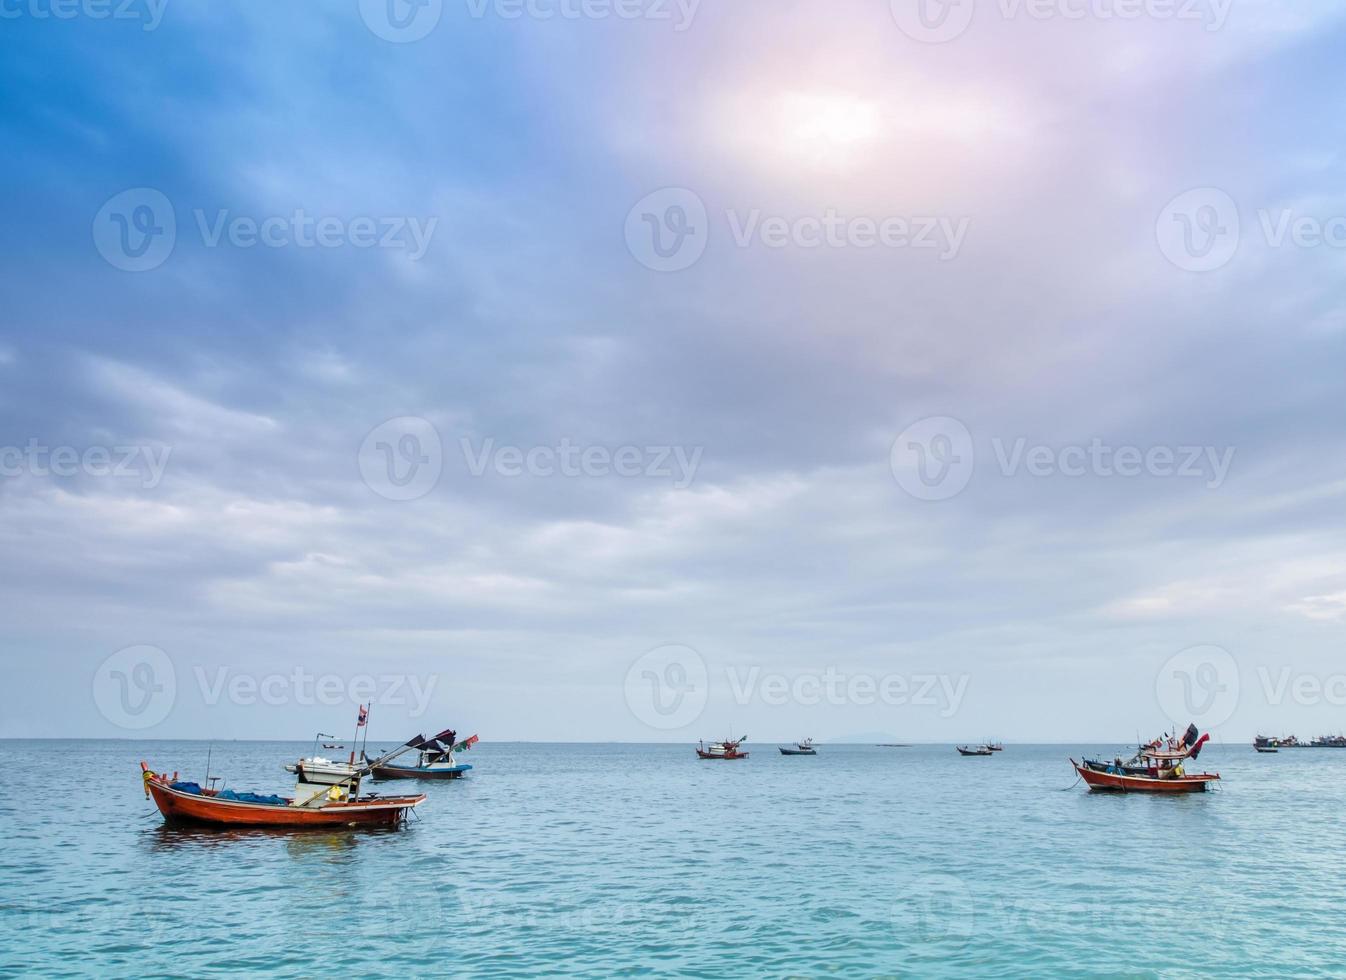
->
[141,764,425,827]
[139,727,451,829]
[1073,723,1220,794]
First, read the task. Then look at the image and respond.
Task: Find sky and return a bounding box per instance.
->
[2,0,1345,743]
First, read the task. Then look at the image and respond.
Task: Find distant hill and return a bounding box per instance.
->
[824,732,908,744]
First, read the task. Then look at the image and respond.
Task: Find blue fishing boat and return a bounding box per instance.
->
[368,732,477,780]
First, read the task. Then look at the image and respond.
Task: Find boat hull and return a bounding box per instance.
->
[779,748,816,755]
[371,763,472,780]
[957,748,992,756]
[1073,761,1218,794]
[696,750,748,759]
[144,772,423,828]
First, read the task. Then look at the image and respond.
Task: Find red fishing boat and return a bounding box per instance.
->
[1073,723,1220,794]
[696,735,748,759]
[140,728,452,829]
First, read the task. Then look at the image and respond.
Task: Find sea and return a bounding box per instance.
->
[3,740,1344,978]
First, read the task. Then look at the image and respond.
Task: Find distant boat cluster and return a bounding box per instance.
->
[1253,734,1346,753]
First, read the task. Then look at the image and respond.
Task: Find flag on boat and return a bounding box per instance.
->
[357,704,368,728]
[454,734,479,752]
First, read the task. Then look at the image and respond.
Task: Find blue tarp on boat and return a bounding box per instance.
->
[167,781,286,805]
[218,789,287,806]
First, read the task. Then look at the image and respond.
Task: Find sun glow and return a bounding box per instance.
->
[774,91,881,169]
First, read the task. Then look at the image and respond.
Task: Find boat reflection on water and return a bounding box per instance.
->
[142,822,387,857]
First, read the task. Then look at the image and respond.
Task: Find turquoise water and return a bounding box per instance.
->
[3,740,1344,977]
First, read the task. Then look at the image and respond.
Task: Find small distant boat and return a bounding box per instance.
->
[985,741,1004,752]
[1253,734,1279,752]
[368,733,477,780]
[321,743,343,750]
[1255,746,1279,754]
[697,736,748,760]
[1074,723,1219,794]
[779,738,816,756]
[957,745,993,757]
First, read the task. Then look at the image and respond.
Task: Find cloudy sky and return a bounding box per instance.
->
[3,0,1345,742]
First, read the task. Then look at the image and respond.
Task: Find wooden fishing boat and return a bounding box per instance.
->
[779,738,816,756]
[697,736,748,759]
[1072,760,1219,793]
[985,741,1004,752]
[141,763,425,828]
[957,745,993,756]
[1255,746,1279,754]
[140,727,452,829]
[368,733,478,780]
[1073,723,1219,794]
